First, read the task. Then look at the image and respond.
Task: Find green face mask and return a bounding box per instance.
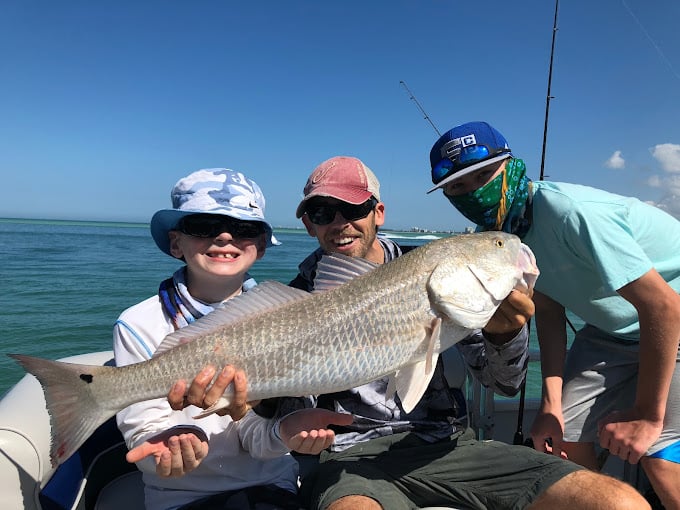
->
[446,158,530,232]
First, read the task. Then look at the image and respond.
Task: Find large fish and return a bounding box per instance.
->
[10,231,538,467]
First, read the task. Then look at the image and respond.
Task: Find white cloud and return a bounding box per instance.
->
[647,175,661,187]
[604,150,625,169]
[651,173,680,219]
[650,143,680,173]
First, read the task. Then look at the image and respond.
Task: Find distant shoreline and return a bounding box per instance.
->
[0,217,461,235]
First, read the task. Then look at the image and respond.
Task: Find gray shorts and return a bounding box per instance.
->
[299,429,582,510]
[562,325,680,456]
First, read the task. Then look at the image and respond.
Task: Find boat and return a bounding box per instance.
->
[0,346,656,510]
[0,2,664,507]
[0,351,143,510]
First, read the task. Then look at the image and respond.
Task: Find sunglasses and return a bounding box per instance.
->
[176,214,266,239]
[432,145,505,184]
[305,197,378,225]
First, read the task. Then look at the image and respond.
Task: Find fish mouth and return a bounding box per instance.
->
[515,244,540,292]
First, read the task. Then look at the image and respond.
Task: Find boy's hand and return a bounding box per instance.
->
[168,365,254,421]
[126,428,209,477]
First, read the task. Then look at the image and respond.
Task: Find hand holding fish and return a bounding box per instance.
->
[279,409,354,455]
[482,289,535,344]
[126,427,209,477]
[168,364,253,420]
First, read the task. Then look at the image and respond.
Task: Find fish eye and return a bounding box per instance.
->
[495,239,504,248]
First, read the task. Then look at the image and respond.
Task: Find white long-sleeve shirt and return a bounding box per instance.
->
[113,294,298,510]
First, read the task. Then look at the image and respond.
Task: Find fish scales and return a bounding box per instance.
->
[9,231,539,466]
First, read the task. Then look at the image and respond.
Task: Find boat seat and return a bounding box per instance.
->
[94,470,145,510]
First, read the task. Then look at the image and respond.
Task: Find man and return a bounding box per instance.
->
[428,121,680,509]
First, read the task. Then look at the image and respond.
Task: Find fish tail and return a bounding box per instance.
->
[8,354,116,467]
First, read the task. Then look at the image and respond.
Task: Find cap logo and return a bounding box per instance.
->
[311,161,337,184]
[461,134,476,146]
[440,134,477,160]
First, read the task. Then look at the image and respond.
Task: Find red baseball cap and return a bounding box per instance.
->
[295,156,381,218]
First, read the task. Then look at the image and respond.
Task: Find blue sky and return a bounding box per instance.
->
[1,1,679,232]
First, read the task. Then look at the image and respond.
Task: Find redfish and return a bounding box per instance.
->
[11,231,538,466]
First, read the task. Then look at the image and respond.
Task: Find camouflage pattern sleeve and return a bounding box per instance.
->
[456,326,529,397]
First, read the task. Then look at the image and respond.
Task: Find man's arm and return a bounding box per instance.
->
[529,290,568,458]
[456,290,534,396]
[599,268,680,463]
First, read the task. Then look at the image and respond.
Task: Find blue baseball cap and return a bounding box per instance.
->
[427,121,512,193]
[151,168,280,257]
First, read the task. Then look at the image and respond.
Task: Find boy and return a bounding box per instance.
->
[114,168,300,510]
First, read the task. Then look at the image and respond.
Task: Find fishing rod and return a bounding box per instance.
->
[539,0,559,181]
[516,0,564,447]
[399,80,441,136]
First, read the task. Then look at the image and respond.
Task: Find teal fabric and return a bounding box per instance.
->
[446,158,530,232]
[523,181,680,339]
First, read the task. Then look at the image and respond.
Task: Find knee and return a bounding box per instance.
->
[575,471,650,510]
[326,495,382,510]
[533,470,650,510]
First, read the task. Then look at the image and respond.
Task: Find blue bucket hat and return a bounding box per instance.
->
[150,168,280,257]
[427,121,512,193]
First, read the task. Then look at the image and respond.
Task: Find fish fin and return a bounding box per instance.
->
[394,355,440,414]
[428,264,502,329]
[192,396,231,419]
[385,373,397,400]
[425,317,441,374]
[154,281,310,356]
[312,253,379,292]
[394,318,442,413]
[8,354,115,467]
[467,264,515,301]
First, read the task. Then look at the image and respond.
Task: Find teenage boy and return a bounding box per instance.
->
[428,121,680,509]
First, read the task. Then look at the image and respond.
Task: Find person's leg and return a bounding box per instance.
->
[327,496,381,510]
[561,330,638,454]
[639,353,680,510]
[300,433,416,510]
[528,470,650,510]
[641,456,680,510]
[560,441,599,470]
[411,432,650,510]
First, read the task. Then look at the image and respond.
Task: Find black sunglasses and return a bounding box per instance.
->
[176,214,266,239]
[305,197,378,225]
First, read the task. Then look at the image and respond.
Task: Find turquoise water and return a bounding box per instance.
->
[0,219,449,396]
[1,218,576,399]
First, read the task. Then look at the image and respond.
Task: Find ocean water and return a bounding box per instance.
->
[0,219,445,396]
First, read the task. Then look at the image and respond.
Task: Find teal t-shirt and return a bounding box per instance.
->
[522,181,680,340]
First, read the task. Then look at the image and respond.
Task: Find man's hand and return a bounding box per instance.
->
[126,428,209,477]
[530,404,568,460]
[483,289,535,343]
[279,408,354,455]
[168,364,254,420]
[598,408,663,464]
